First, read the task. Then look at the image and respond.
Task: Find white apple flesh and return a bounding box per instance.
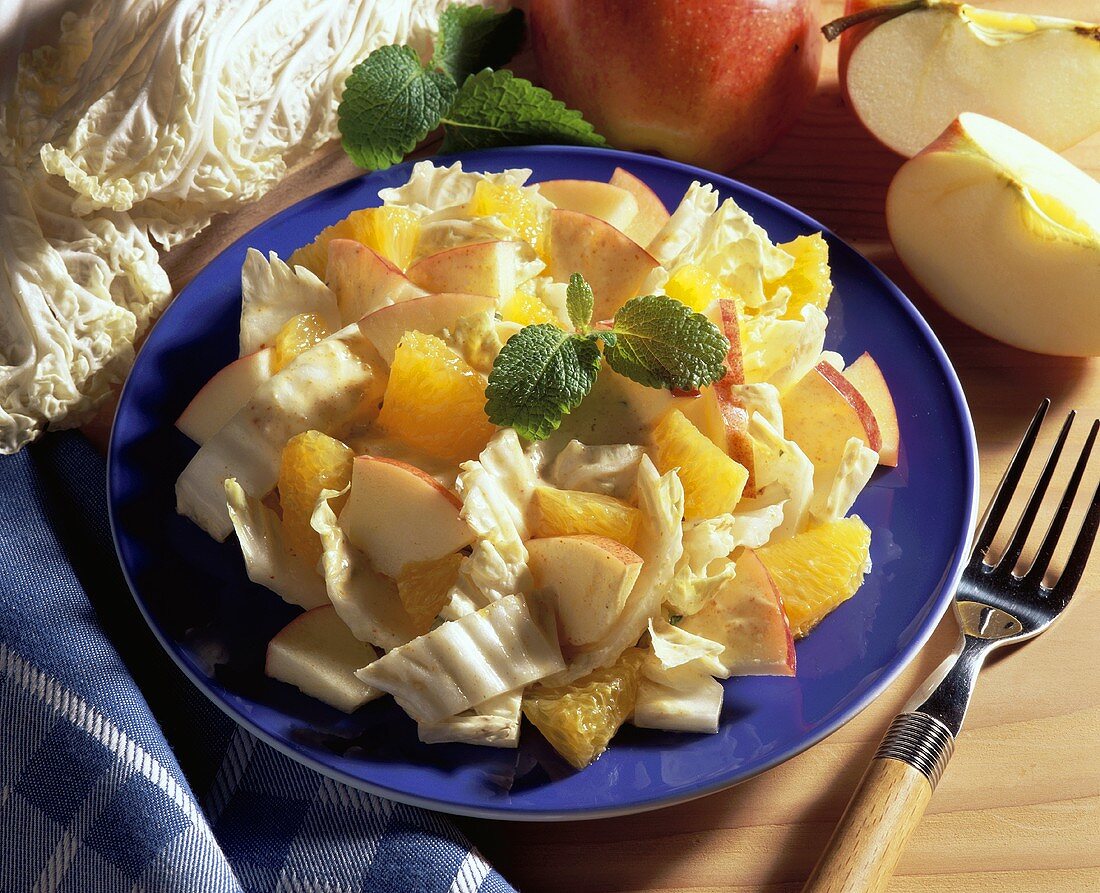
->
[176,348,273,445]
[526,534,643,647]
[406,240,523,301]
[265,605,383,713]
[356,292,495,365]
[609,167,670,247]
[886,113,1100,357]
[839,0,1100,158]
[537,179,639,231]
[342,456,474,578]
[326,239,425,324]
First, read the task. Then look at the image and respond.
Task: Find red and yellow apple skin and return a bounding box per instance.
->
[529,0,822,172]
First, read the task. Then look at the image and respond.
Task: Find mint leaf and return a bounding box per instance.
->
[604,295,729,391]
[566,273,594,331]
[339,45,457,170]
[434,6,525,83]
[485,325,602,440]
[441,69,607,153]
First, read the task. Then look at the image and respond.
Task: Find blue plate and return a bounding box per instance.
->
[109,147,977,820]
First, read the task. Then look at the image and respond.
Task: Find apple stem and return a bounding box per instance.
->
[821,0,927,41]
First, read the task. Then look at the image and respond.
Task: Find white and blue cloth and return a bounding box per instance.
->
[0,433,515,892]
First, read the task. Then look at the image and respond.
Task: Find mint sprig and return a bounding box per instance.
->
[338,5,605,171]
[485,277,729,440]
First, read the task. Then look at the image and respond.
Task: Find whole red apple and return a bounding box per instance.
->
[529,0,822,171]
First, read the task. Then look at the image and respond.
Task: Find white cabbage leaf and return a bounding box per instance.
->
[311,489,418,650]
[239,248,339,355]
[176,326,385,540]
[648,618,727,678]
[545,440,645,500]
[543,457,684,685]
[744,414,815,540]
[721,383,784,436]
[356,594,564,724]
[378,160,531,215]
[416,690,522,748]
[224,478,327,609]
[646,181,719,268]
[442,429,540,619]
[742,305,828,393]
[814,436,879,522]
[634,664,724,735]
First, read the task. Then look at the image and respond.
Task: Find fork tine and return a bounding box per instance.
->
[1051,463,1100,607]
[996,410,1074,573]
[1025,419,1098,587]
[971,398,1050,563]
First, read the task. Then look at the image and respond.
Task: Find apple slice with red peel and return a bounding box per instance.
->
[342,456,474,578]
[843,352,899,466]
[326,239,425,324]
[406,240,523,301]
[537,179,639,231]
[609,167,670,247]
[814,360,881,452]
[526,534,643,647]
[681,549,795,676]
[265,604,383,713]
[177,348,274,445]
[357,292,495,365]
[710,298,755,495]
[832,0,1100,158]
[546,209,659,320]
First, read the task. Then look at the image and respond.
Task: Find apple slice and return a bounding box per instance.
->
[609,167,670,247]
[326,239,425,324]
[537,179,639,232]
[545,209,659,320]
[709,298,755,495]
[842,352,899,466]
[887,113,1100,357]
[176,348,273,445]
[526,534,643,647]
[681,549,795,676]
[265,604,383,713]
[357,292,495,365]
[342,456,474,578]
[406,240,522,301]
[835,0,1100,158]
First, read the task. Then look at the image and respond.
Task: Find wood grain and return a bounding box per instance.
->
[139,1,1100,889]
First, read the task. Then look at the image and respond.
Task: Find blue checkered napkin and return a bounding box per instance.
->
[0,433,515,893]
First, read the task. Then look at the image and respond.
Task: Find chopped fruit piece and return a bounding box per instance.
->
[652,409,749,521]
[537,179,637,231]
[533,486,640,548]
[397,553,463,634]
[272,313,330,372]
[756,516,871,637]
[842,352,900,467]
[769,233,832,320]
[502,285,559,327]
[523,648,646,768]
[469,180,546,256]
[376,331,496,464]
[289,207,420,277]
[609,167,670,246]
[277,430,354,562]
[663,264,730,313]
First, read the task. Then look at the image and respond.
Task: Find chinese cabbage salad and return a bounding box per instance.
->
[175,160,899,769]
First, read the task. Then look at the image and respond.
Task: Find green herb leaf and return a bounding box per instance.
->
[566,273,594,332]
[485,325,602,440]
[604,295,729,390]
[441,69,606,153]
[434,6,525,83]
[338,45,457,170]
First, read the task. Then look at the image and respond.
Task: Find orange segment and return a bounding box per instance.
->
[502,284,559,327]
[523,648,645,768]
[277,430,354,563]
[770,233,833,320]
[756,516,871,637]
[652,409,749,521]
[663,264,730,313]
[469,180,546,258]
[397,553,463,634]
[272,313,330,372]
[288,206,420,277]
[533,486,641,548]
[376,331,496,464]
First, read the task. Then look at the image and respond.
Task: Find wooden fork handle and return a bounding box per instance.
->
[802,712,955,893]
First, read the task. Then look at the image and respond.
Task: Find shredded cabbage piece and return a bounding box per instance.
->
[378,160,532,215]
[239,249,339,356]
[545,440,645,500]
[648,619,727,678]
[416,690,522,748]
[744,414,815,541]
[741,305,828,393]
[815,437,880,522]
[634,665,724,734]
[356,594,565,724]
[224,478,327,609]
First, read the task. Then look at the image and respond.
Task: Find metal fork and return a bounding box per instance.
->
[803,399,1100,893]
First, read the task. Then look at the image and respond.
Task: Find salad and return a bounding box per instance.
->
[174,161,900,769]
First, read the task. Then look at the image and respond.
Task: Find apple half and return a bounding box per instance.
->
[886,113,1100,357]
[834,0,1100,157]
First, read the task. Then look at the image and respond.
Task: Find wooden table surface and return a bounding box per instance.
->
[150,2,1100,889]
